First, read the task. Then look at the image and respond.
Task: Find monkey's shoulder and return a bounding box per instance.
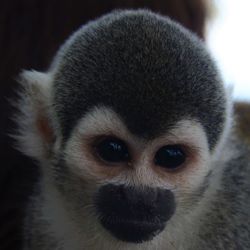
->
[197,137,250,249]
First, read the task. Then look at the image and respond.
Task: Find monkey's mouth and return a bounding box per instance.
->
[99,217,166,243]
[95,184,175,243]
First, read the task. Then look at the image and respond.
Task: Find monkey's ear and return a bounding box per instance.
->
[14,70,55,161]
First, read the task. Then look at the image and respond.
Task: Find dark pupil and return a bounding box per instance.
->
[154,145,186,169]
[96,138,129,163]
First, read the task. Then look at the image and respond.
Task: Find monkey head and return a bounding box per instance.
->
[16,10,231,247]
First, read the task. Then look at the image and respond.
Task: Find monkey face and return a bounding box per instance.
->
[57,106,212,243]
[15,10,230,248]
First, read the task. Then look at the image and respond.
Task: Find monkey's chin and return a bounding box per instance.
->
[100,219,166,243]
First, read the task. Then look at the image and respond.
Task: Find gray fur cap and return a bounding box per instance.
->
[51,9,227,149]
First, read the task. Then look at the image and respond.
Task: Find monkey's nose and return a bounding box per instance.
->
[95,184,176,243]
[122,185,158,206]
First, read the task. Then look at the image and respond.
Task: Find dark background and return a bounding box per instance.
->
[0,1,209,249]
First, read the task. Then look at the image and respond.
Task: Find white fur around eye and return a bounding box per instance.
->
[64,107,211,190]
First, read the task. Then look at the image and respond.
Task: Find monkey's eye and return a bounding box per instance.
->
[154,145,186,170]
[95,137,129,163]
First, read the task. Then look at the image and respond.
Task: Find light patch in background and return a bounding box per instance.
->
[207,0,250,101]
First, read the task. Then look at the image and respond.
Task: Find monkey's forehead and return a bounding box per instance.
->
[52,10,226,149]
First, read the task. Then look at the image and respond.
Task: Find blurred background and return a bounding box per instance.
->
[0,0,249,249]
[208,0,250,101]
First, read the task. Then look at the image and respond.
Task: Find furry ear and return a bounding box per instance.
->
[13,70,55,161]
